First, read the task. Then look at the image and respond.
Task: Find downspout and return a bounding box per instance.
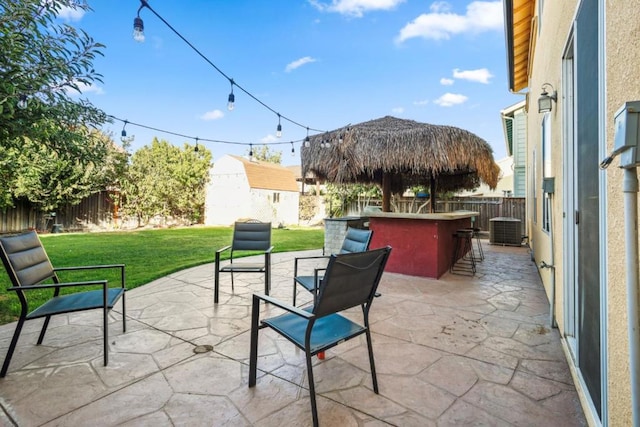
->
[540,192,556,328]
[623,168,639,427]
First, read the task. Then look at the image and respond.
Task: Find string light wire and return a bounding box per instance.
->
[135,0,324,135]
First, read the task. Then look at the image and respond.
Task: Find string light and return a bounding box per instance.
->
[227,79,235,111]
[276,114,282,138]
[304,127,310,148]
[194,137,199,152]
[290,141,295,156]
[249,143,253,157]
[133,1,146,42]
[121,120,128,138]
[132,0,325,139]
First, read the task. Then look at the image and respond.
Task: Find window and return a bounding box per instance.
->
[272,192,280,203]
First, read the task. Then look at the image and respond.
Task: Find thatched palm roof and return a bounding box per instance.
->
[301,116,500,195]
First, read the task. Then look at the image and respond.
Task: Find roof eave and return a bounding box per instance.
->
[504,0,534,93]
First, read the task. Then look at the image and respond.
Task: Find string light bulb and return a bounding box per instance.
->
[249,143,253,158]
[133,1,147,42]
[194,137,199,152]
[227,79,235,111]
[17,94,27,110]
[304,127,310,148]
[291,142,295,157]
[121,120,128,138]
[133,17,144,42]
[276,114,282,138]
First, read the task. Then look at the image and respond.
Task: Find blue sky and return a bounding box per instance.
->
[62,0,522,165]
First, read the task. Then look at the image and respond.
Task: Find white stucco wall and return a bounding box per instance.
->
[205,156,251,226]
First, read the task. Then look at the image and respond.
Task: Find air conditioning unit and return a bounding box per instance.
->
[490,217,522,246]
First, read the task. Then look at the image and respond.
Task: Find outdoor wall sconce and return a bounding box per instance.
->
[538,83,557,113]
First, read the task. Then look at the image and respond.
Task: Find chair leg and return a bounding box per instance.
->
[214,252,221,303]
[265,253,271,296]
[1,317,25,377]
[122,293,127,333]
[248,295,260,387]
[103,305,109,366]
[292,280,297,306]
[231,271,235,292]
[36,315,52,345]
[305,349,320,427]
[365,328,379,393]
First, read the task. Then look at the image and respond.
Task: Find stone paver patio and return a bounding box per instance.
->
[0,242,587,426]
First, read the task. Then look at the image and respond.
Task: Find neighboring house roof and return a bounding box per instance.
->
[229,155,298,192]
[504,0,534,92]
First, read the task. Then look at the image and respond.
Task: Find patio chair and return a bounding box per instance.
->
[214,220,273,303]
[0,230,126,377]
[292,227,372,306]
[249,246,391,427]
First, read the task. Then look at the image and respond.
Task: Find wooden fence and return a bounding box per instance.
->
[346,197,526,232]
[0,191,117,234]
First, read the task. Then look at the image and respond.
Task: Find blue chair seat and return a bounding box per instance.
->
[264,309,364,355]
[28,288,125,319]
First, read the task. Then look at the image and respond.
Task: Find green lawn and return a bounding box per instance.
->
[0,226,324,325]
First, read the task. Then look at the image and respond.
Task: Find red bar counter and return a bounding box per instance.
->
[368,211,477,278]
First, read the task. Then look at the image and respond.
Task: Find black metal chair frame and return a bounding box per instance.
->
[0,231,126,377]
[450,229,477,276]
[214,220,273,303]
[292,227,372,306]
[249,246,391,427]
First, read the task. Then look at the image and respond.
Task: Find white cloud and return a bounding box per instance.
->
[57,4,86,21]
[413,99,429,106]
[440,77,454,85]
[261,134,278,143]
[453,68,493,84]
[434,93,468,107]
[309,0,405,18]
[200,110,224,121]
[391,107,404,114]
[285,56,317,72]
[395,1,503,43]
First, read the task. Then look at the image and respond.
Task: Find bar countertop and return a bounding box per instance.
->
[367,211,479,221]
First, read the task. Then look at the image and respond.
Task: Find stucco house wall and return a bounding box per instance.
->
[505,0,640,424]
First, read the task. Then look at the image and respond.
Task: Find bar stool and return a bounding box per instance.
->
[450,229,476,276]
[461,227,484,262]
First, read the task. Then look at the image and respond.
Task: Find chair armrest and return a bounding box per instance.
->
[216,245,232,255]
[54,264,124,272]
[8,280,108,291]
[253,293,313,319]
[265,246,274,254]
[294,255,329,276]
[53,264,125,288]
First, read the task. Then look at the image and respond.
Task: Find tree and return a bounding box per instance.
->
[0,129,128,211]
[246,145,282,164]
[0,0,107,161]
[120,138,212,226]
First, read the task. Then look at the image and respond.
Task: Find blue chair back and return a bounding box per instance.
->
[314,247,391,318]
[231,221,271,252]
[339,228,373,254]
